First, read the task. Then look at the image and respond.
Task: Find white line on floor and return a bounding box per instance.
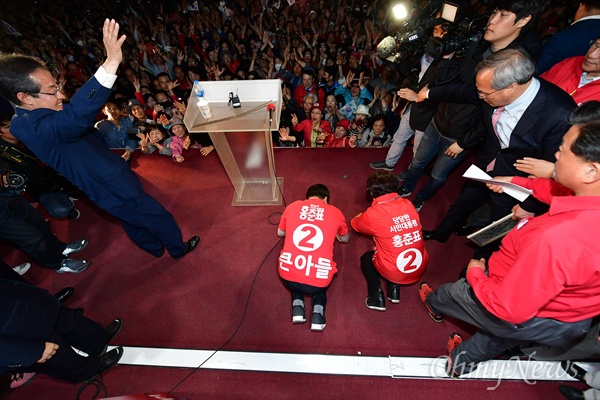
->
[115,346,599,382]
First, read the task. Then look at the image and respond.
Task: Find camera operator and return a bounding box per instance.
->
[418,0,545,104]
[370,21,449,172]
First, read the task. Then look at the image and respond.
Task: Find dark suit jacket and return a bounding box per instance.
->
[11,77,145,210]
[409,58,444,132]
[0,280,60,373]
[478,79,576,209]
[537,18,600,74]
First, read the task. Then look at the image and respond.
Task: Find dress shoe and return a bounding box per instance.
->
[176,236,200,259]
[54,287,75,304]
[454,224,476,236]
[99,346,124,373]
[105,318,123,343]
[561,361,587,382]
[559,385,585,400]
[422,230,448,243]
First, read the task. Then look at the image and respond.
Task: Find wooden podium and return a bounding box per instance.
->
[183,80,283,206]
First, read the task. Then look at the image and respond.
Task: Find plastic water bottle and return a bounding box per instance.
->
[194,80,211,118]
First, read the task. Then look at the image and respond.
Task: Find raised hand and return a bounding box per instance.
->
[132,75,141,92]
[102,18,127,74]
[279,128,290,141]
[167,80,180,91]
[173,101,187,115]
[140,134,149,148]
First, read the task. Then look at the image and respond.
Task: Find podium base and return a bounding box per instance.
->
[231,177,284,206]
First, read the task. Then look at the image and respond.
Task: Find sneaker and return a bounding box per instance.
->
[370,161,394,171]
[56,259,89,274]
[418,282,444,322]
[62,239,88,256]
[446,333,463,378]
[68,208,81,221]
[387,282,400,304]
[412,197,425,212]
[311,312,326,331]
[292,305,306,324]
[365,289,386,311]
[9,372,37,389]
[13,262,31,276]
[398,186,412,198]
[396,171,407,181]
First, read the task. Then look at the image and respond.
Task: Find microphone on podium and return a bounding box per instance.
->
[267,103,276,124]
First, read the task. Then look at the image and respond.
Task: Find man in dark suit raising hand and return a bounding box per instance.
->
[0,19,199,260]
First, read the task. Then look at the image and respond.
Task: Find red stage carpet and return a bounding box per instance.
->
[1,147,572,399]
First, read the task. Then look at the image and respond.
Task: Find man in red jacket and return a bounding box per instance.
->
[541,36,600,105]
[293,69,325,110]
[419,103,600,377]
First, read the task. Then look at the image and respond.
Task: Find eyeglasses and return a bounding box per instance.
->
[35,84,63,96]
[477,86,506,98]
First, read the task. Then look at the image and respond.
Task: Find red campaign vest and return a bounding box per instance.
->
[351,193,429,285]
[278,198,348,288]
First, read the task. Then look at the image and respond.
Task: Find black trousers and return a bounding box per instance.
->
[360,251,397,297]
[0,268,111,383]
[282,279,327,309]
[0,194,66,269]
[433,181,516,260]
[106,190,186,258]
[21,307,110,382]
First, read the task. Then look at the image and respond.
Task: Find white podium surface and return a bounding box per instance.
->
[183,80,283,206]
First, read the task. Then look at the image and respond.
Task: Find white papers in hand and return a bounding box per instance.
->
[462,165,532,202]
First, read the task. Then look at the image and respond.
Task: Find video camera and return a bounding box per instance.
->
[377,1,487,63]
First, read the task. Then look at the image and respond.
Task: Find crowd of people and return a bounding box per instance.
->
[0,0,599,397]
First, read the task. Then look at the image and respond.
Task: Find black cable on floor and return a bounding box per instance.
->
[166,235,283,395]
[75,375,107,400]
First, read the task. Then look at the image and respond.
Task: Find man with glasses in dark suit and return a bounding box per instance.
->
[0,19,199,260]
